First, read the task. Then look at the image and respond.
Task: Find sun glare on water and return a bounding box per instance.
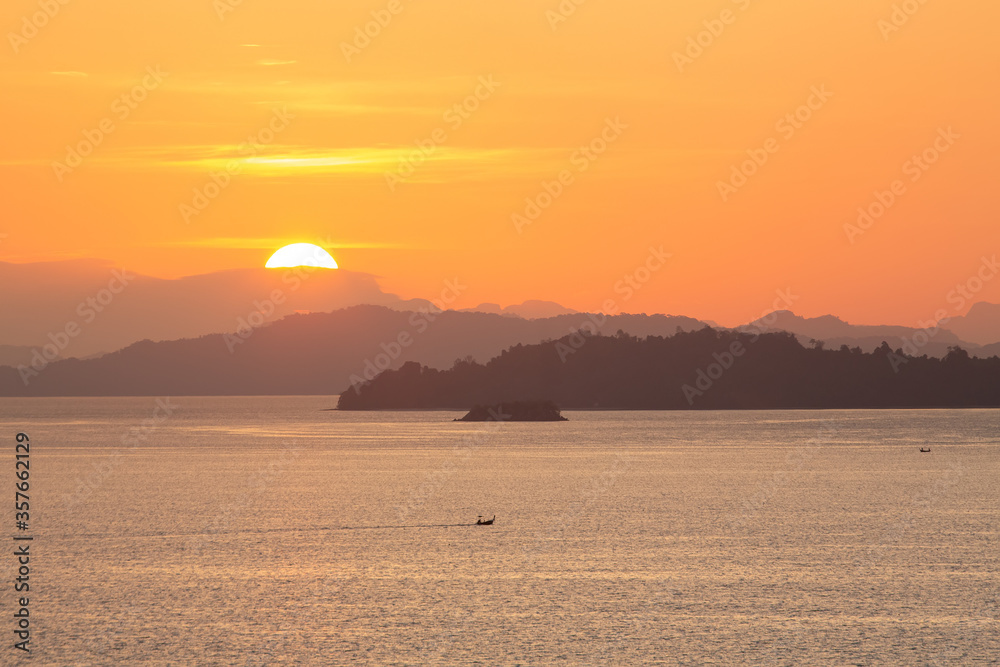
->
[265,243,339,269]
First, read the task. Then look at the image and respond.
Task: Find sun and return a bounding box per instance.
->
[265,243,339,269]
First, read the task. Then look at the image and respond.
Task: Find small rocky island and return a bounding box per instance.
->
[456,400,568,422]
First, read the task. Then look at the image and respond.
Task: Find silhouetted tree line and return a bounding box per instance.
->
[337,328,1000,410]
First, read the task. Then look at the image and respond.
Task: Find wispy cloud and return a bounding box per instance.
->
[1,143,563,179]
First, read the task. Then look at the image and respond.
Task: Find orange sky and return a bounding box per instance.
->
[1,0,998,327]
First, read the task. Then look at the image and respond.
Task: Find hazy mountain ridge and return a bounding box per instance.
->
[4,260,998,365]
[0,260,429,359]
[0,345,63,368]
[4,256,1000,399]
[741,310,993,357]
[3,301,997,397]
[0,306,708,396]
[746,310,963,345]
[938,302,1000,345]
[460,300,578,319]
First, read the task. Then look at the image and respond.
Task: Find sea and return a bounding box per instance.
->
[1,397,997,665]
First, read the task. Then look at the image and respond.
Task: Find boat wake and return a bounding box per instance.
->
[339,523,478,530]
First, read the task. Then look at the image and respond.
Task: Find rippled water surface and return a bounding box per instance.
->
[1,397,998,665]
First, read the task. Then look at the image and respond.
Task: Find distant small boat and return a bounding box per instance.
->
[920,447,931,453]
[476,515,495,526]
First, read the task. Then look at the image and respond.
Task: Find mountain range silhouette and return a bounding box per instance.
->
[2,303,998,400]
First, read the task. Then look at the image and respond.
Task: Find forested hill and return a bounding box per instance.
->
[337,328,1000,410]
